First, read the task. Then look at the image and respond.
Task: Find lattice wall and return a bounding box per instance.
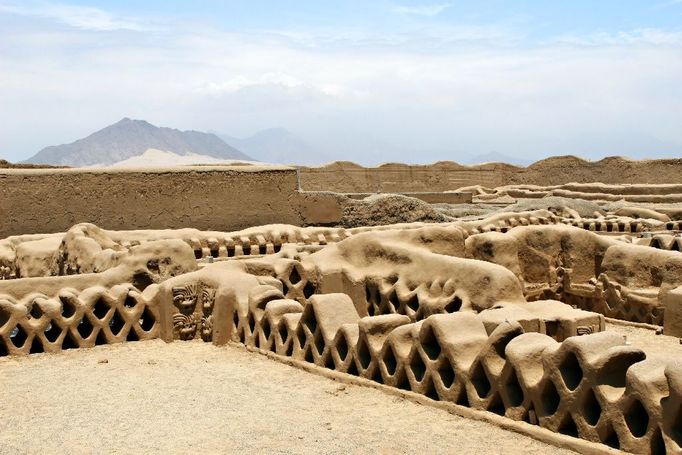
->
[0,284,158,356]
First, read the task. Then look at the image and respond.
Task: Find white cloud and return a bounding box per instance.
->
[195,73,304,94]
[391,3,451,17]
[554,28,682,46]
[0,1,148,31]
[0,3,681,162]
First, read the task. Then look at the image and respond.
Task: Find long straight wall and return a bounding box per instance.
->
[0,165,342,238]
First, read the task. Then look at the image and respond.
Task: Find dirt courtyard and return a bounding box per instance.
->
[0,340,578,455]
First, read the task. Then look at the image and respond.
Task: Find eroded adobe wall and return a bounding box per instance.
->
[0,166,343,238]
[299,157,682,192]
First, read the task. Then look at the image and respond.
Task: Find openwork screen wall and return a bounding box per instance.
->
[0,284,158,356]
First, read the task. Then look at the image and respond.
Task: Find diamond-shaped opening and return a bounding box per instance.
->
[487,393,505,416]
[623,399,649,438]
[386,290,400,312]
[324,353,335,370]
[357,340,371,369]
[60,295,77,318]
[505,369,524,407]
[336,335,348,361]
[406,294,419,312]
[62,330,79,349]
[603,423,620,449]
[492,330,520,361]
[383,345,397,376]
[304,344,314,363]
[437,362,456,389]
[9,324,29,348]
[95,329,108,345]
[123,295,137,309]
[456,388,470,407]
[281,281,289,297]
[261,318,271,341]
[296,325,306,349]
[365,282,377,305]
[139,306,156,332]
[303,282,315,299]
[409,352,426,382]
[470,363,491,398]
[92,298,110,320]
[582,388,602,427]
[367,304,376,316]
[559,351,583,391]
[247,313,256,333]
[540,381,561,416]
[77,315,94,339]
[0,307,9,329]
[109,308,126,336]
[29,336,44,354]
[44,320,62,343]
[303,313,317,334]
[285,339,294,357]
[232,311,240,331]
[370,367,384,384]
[650,427,666,455]
[558,414,579,438]
[347,361,359,376]
[289,266,301,285]
[314,330,325,355]
[278,323,289,344]
[126,327,139,342]
[30,303,43,320]
[420,326,442,361]
[444,295,462,313]
[423,376,439,400]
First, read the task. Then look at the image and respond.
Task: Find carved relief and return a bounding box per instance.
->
[170,283,216,341]
[172,284,199,314]
[576,326,594,335]
[173,312,198,340]
[199,286,216,342]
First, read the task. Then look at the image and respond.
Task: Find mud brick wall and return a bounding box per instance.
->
[0,166,343,238]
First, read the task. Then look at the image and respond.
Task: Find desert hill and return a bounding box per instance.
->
[25,118,252,166]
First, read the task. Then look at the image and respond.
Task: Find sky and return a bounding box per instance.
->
[1,0,681,164]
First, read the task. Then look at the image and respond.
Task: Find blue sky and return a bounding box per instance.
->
[1,0,681,163]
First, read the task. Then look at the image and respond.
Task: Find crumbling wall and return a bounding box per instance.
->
[299,157,682,192]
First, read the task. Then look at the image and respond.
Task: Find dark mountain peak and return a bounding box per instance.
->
[25,119,252,166]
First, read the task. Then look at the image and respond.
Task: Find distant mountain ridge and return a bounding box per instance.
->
[25,118,252,166]
[220,128,332,166]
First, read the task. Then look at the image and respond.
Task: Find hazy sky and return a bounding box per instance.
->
[1,0,681,164]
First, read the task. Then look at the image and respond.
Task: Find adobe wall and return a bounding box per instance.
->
[0,165,343,238]
[299,157,682,192]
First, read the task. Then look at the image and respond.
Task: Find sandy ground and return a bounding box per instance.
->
[0,340,577,455]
